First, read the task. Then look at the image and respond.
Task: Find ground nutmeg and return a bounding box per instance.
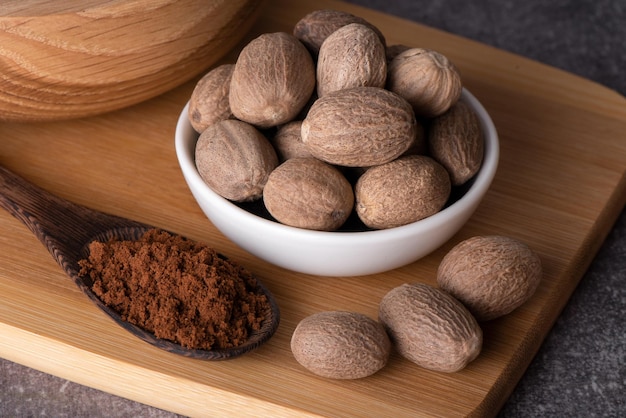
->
[78,229,270,351]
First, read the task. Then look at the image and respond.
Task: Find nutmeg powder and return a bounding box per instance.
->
[78,229,269,350]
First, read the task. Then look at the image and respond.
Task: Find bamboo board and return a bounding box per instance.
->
[1,0,625,416]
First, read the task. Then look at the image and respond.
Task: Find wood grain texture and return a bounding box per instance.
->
[0,0,264,121]
[1,0,625,416]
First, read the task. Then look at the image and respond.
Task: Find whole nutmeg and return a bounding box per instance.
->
[355,155,451,229]
[291,311,391,379]
[188,64,234,133]
[301,87,418,167]
[229,32,315,128]
[293,9,386,56]
[429,100,484,186]
[195,119,278,202]
[387,48,462,118]
[263,157,354,231]
[437,235,543,321]
[272,121,313,162]
[316,23,387,97]
[379,283,483,373]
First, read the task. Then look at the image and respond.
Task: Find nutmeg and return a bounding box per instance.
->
[229,32,315,128]
[188,64,234,133]
[429,100,484,186]
[271,121,313,162]
[437,235,543,321]
[301,87,417,167]
[355,155,451,229]
[293,9,386,56]
[195,119,278,202]
[379,283,482,373]
[316,23,387,97]
[291,311,391,379]
[263,157,354,231]
[387,47,462,118]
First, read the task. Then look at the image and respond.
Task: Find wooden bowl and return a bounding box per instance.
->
[0,0,265,121]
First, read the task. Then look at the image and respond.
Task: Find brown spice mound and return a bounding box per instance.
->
[78,229,269,350]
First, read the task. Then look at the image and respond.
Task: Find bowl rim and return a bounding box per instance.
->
[175,88,499,243]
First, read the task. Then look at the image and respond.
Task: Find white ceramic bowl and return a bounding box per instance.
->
[175,89,499,277]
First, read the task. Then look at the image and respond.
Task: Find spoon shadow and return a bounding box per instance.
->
[0,165,280,360]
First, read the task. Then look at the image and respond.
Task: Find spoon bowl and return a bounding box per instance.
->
[0,165,280,360]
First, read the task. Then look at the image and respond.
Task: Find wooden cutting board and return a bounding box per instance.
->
[1,0,625,416]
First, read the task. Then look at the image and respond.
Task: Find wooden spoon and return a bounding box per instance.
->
[0,165,280,360]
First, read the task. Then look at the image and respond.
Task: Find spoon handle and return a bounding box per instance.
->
[0,165,145,272]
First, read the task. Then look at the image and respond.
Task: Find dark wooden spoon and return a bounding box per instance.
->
[0,165,280,360]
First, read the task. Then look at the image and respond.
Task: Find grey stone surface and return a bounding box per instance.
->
[1,0,624,417]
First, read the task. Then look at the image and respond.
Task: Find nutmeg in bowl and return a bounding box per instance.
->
[175,89,498,277]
